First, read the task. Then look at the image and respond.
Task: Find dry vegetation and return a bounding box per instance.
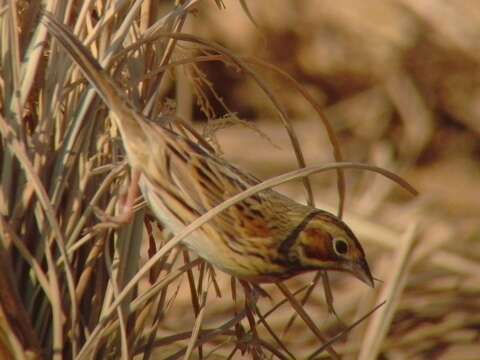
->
[0,0,479,359]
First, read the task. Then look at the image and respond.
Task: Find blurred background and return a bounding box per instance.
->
[2,0,479,359]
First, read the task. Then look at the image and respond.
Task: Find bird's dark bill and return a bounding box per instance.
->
[352,258,375,288]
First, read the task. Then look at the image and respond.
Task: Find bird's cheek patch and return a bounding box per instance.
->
[303,228,334,261]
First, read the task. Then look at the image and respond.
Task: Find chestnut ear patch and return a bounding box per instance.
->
[303,228,336,261]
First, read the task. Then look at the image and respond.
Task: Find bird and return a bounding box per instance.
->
[41,12,374,287]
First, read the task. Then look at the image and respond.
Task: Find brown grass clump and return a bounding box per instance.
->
[1,1,479,359]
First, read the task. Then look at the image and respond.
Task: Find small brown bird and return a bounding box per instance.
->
[42,12,374,287]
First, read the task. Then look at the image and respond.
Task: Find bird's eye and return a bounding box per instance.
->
[333,238,349,256]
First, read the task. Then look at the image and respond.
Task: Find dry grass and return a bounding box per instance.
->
[0,0,479,359]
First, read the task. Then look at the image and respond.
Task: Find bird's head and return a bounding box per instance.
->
[282,210,374,287]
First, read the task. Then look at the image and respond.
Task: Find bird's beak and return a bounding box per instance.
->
[351,258,375,288]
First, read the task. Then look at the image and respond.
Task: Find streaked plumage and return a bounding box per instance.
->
[42,12,374,286]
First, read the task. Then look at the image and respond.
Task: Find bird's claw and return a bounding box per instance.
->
[92,204,134,228]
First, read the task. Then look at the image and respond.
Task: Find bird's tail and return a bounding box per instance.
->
[41,11,149,166]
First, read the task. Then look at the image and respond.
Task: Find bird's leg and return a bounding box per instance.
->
[239,280,264,359]
[321,271,346,327]
[250,283,271,301]
[93,170,141,228]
